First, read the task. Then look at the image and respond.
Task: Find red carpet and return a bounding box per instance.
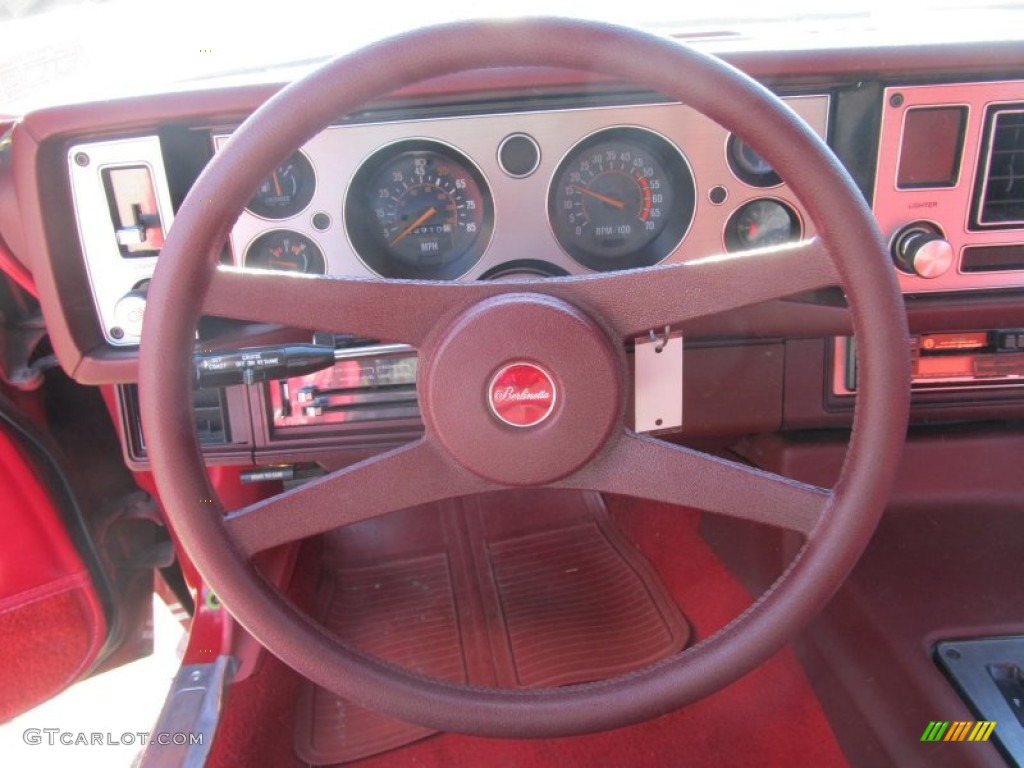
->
[209,493,849,767]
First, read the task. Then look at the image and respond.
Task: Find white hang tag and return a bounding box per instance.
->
[634,333,683,433]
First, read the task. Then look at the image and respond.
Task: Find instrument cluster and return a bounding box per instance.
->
[218,96,828,284]
[65,97,829,347]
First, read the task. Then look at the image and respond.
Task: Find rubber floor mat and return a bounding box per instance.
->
[294,489,690,765]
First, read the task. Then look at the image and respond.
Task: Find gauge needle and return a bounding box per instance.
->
[271,171,283,197]
[571,185,625,210]
[389,207,438,246]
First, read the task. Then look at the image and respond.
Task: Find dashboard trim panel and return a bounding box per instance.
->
[874,81,1024,293]
[215,97,828,285]
[66,136,176,346]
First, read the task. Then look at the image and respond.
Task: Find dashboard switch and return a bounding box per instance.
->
[192,343,339,389]
[102,166,165,257]
[113,289,148,338]
[114,211,148,247]
[892,223,954,278]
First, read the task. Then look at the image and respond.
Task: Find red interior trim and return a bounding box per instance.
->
[0,425,105,719]
[0,234,36,298]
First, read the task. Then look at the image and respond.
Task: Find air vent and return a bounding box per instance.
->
[192,388,229,445]
[974,106,1024,228]
[124,384,229,455]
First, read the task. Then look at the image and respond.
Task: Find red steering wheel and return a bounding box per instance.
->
[139,18,910,737]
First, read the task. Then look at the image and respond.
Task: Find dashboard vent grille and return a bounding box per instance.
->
[975,106,1024,228]
[126,384,229,455]
[192,388,229,445]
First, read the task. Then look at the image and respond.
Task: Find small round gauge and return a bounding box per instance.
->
[246,151,316,219]
[548,127,695,272]
[243,230,326,274]
[345,140,493,279]
[724,199,802,252]
[726,134,782,188]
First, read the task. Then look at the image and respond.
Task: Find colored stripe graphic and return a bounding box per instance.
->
[945,721,970,741]
[969,722,997,742]
[922,721,996,742]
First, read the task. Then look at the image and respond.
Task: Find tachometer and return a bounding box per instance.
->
[548,127,695,271]
[345,140,493,279]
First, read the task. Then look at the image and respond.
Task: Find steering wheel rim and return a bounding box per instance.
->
[139,18,910,737]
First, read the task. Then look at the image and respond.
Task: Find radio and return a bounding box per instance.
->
[834,329,1024,394]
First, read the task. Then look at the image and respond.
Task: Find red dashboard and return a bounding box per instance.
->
[2,40,1024,469]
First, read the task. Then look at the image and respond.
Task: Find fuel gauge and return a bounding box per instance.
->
[246,151,316,219]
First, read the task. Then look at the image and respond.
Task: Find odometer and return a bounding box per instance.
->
[345,140,493,279]
[548,127,695,271]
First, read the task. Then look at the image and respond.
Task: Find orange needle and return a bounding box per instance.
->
[271,171,283,197]
[572,185,625,210]
[389,207,438,246]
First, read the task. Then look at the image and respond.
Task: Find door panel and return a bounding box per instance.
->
[0,425,106,721]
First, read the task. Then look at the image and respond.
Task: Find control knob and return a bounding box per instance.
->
[892,223,954,279]
[113,285,148,338]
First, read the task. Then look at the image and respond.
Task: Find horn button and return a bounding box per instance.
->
[420,293,622,485]
[488,362,557,428]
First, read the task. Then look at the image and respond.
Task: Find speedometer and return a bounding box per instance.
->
[548,127,695,271]
[345,140,493,279]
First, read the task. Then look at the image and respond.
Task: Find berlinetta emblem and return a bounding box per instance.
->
[488,362,557,427]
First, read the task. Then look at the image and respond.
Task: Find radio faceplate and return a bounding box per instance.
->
[833,329,1024,395]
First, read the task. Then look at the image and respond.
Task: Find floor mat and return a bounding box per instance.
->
[341,496,849,768]
[293,490,690,765]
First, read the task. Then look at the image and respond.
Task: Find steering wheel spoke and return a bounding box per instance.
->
[557,429,831,535]
[550,238,837,340]
[203,239,834,347]
[224,437,494,557]
[203,267,461,345]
